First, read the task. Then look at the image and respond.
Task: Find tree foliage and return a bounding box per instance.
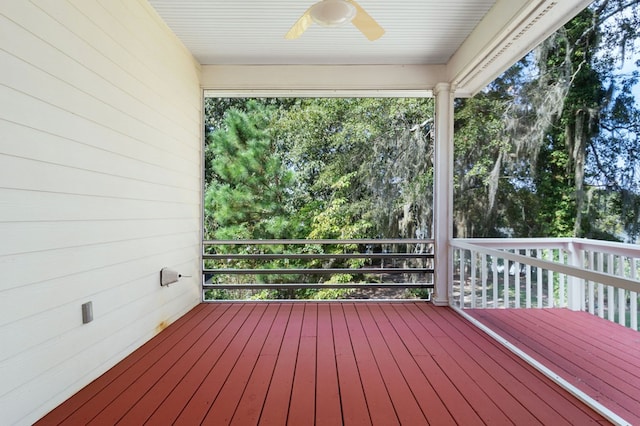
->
[203,1,640,246]
[271,97,434,240]
[453,0,640,241]
[204,101,294,240]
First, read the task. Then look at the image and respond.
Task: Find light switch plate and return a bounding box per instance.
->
[82,301,93,324]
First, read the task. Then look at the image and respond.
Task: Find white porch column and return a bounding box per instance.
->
[432,83,454,306]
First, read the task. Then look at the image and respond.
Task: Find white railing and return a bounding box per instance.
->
[451,238,640,330]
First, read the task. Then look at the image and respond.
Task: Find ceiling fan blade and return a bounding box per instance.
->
[285,9,314,39]
[349,0,385,41]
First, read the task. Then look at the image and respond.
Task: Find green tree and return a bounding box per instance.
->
[454,92,512,237]
[204,101,294,240]
[530,2,640,238]
[273,97,434,240]
[454,1,640,239]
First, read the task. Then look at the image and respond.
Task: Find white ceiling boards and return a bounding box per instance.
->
[148,0,593,96]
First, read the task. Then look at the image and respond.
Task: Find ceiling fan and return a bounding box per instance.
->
[285,0,385,41]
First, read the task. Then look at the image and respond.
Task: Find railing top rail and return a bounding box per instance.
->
[204,238,435,246]
[454,237,640,257]
[571,238,640,258]
[451,240,640,293]
[454,237,573,249]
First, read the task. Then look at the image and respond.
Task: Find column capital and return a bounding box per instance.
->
[433,82,452,96]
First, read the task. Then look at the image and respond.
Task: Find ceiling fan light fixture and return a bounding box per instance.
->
[309,0,356,27]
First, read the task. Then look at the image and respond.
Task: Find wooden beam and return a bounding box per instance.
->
[201,64,444,96]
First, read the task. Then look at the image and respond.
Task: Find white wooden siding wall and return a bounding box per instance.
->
[0,1,202,424]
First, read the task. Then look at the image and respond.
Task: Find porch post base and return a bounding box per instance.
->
[431,297,449,306]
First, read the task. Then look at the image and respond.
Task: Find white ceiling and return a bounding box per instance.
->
[147,0,496,65]
[147,0,594,95]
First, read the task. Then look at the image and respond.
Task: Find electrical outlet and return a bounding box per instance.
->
[82,301,93,324]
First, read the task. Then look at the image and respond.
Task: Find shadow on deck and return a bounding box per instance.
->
[36,302,616,425]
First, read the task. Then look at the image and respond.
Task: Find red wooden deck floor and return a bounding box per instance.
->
[466,308,640,425]
[37,303,608,425]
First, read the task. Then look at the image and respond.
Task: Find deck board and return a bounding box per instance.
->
[375,304,458,425]
[37,303,611,425]
[422,306,544,424]
[383,304,483,425]
[315,304,343,425]
[467,307,640,425]
[329,303,372,425]
[257,304,304,425]
[356,305,428,424]
[343,303,401,425]
[404,305,517,425]
[116,303,236,424]
[40,303,213,425]
[90,304,234,425]
[230,304,291,425]
[431,306,603,425]
[144,303,253,424]
[174,303,269,425]
[202,304,281,424]
[287,303,318,425]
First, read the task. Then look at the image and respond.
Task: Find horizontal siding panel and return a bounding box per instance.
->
[2,290,198,426]
[103,0,202,103]
[0,219,197,256]
[0,231,198,295]
[1,2,199,143]
[71,0,201,112]
[0,114,198,190]
[0,89,198,179]
[0,254,198,363]
[0,153,197,203]
[1,0,202,422]
[0,188,199,223]
[1,49,197,162]
[75,0,201,106]
[1,262,199,394]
